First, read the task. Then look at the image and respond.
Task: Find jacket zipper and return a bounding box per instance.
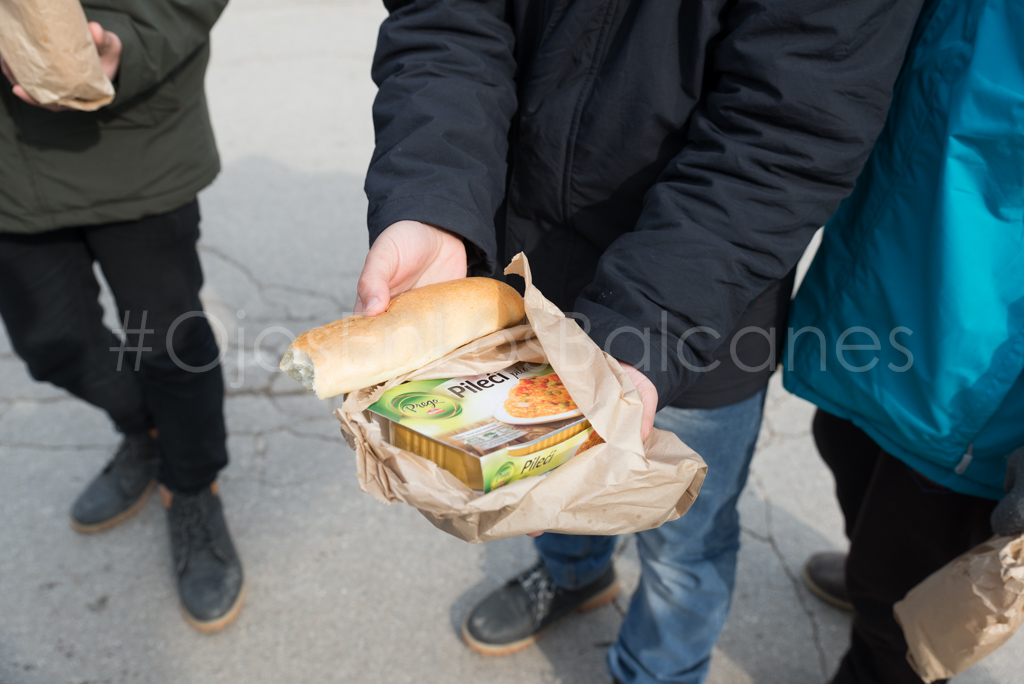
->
[561,0,619,228]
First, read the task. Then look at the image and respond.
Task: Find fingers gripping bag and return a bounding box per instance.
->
[0,0,114,111]
[337,254,707,543]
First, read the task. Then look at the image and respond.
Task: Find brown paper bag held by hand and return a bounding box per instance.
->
[337,253,708,543]
[894,534,1024,682]
[0,0,114,111]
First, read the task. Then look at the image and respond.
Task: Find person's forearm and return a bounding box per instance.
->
[365,0,517,274]
[576,0,926,406]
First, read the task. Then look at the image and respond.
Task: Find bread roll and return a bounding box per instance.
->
[280,278,525,399]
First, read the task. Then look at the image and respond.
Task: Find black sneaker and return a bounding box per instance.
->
[803,551,853,612]
[70,433,158,533]
[462,560,620,656]
[163,483,246,632]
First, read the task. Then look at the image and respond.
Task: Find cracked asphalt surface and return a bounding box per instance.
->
[1,2,1020,683]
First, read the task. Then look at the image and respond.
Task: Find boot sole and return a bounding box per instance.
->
[181,581,247,634]
[69,479,157,535]
[802,565,853,612]
[461,579,621,657]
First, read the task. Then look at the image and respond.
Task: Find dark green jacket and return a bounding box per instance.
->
[0,0,228,233]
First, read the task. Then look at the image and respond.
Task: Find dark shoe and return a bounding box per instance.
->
[803,551,853,612]
[163,482,245,632]
[70,433,158,533]
[462,560,619,656]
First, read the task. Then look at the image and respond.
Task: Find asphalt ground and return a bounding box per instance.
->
[1,2,1020,682]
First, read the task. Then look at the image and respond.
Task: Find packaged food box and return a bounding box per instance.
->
[340,254,705,542]
[367,362,600,492]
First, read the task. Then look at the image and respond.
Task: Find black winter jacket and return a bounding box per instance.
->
[365,0,926,409]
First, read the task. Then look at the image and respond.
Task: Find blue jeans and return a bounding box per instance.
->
[534,388,767,684]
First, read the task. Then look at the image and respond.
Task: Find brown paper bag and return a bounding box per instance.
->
[336,253,708,543]
[0,0,114,111]
[894,534,1024,682]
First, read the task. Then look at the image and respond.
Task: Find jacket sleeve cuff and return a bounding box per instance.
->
[367,194,498,276]
[575,300,695,410]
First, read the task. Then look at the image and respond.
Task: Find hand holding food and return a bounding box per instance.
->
[282,274,629,494]
[355,220,468,316]
[321,254,706,541]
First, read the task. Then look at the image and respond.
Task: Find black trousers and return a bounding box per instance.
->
[0,200,227,493]
[813,410,996,684]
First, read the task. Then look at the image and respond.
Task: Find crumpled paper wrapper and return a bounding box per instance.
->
[894,534,1024,682]
[0,0,114,111]
[336,253,708,543]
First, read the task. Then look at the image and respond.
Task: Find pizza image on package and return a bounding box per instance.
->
[501,373,577,419]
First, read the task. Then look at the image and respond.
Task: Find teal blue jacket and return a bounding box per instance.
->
[784,0,1024,500]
